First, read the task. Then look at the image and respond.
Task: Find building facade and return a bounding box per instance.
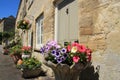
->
[0,16,15,32]
[16,0,120,80]
[0,16,15,45]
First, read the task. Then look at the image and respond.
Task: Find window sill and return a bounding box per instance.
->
[34,48,40,52]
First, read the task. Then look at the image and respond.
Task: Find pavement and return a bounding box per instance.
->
[0,45,55,80]
[0,45,36,80]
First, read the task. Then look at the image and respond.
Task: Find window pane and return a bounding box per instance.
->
[36,14,43,48]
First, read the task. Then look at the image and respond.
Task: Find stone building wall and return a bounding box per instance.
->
[16,0,120,80]
[78,0,120,80]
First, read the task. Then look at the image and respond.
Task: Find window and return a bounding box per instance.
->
[23,31,27,46]
[36,14,43,48]
[28,30,31,47]
[28,0,34,10]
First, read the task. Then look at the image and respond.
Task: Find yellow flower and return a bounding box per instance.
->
[23,20,26,24]
[71,47,77,53]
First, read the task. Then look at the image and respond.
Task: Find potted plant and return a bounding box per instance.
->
[21,46,31,59]
[17,57,42,78]
[17,19,31,30]
[40,41,92,80]
[9,44,22,64]
[3,46,9,55]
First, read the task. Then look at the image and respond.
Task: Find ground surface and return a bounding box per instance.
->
[0,45,35,80]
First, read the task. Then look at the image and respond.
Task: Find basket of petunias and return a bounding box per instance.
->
[40,40,92,80]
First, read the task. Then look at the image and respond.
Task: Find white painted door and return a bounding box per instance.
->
[57,0,79,44]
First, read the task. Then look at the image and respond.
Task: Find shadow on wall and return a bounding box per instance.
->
[79,64,100,80]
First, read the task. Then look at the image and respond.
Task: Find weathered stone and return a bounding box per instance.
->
[80,27,93,35]
[16,0,120,80]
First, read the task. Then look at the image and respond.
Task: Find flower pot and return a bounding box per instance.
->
[45,61,87,80]
[22,54,30,59]
[22,68,41,78]
[11,54,22,64]
[3,49,9,55]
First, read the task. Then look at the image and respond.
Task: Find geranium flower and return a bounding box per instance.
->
[67,45,71,52]
[86,48,92,56]
[73,56,80,63]
[78,45,86,53]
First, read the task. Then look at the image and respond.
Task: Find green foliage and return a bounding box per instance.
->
[9,44,22,55]
[17,20,31,30]
[17,57,41,70]
[1,31,15,42]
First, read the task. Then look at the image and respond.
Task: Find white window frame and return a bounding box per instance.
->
[54,5,58,41]
[36,15,43,48]
[23,31,27,46]
[28,30,31,47]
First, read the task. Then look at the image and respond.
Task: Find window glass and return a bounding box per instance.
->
[36,15,43,48]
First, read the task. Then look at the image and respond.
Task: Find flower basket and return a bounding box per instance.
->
[17,19,31,30]
[17,57,42,78]
[22,68,41,78]
[40,40,93,80]
[21,46,31,59]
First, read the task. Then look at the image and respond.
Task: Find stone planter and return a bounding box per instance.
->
[22,54,31,59]
[44,61,87,80]
[22,68,41,78]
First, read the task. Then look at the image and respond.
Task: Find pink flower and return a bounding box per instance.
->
[73,56,80,63]
[67,45,71,52]
[86,48,92,56]
[78,45,86,53]
[87,56,91,62]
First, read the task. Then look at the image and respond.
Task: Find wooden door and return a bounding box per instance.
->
[57,0,79,44]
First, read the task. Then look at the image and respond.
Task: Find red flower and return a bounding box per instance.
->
[87,56,91,62]
[86,48,92,57]
[67,45,71,52]
[73,56,80,63]
[78,45,86,53]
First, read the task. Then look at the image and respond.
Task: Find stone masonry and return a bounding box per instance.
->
[16,0,120,80]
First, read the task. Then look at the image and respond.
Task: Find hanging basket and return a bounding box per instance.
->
[17,19,31,30]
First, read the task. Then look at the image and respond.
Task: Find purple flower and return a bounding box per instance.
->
[55,51,61,57]
[55,44,61,48]
[61,48,67,53]
[44,46,50,52]
[47,41,57,47]
[61,56,66,61]
[63,53,68,58]
[40,46,45,54]
[57,58,62,63]
[51,50,56,56]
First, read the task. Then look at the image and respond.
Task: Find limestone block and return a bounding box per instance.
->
[80,27,93,35]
